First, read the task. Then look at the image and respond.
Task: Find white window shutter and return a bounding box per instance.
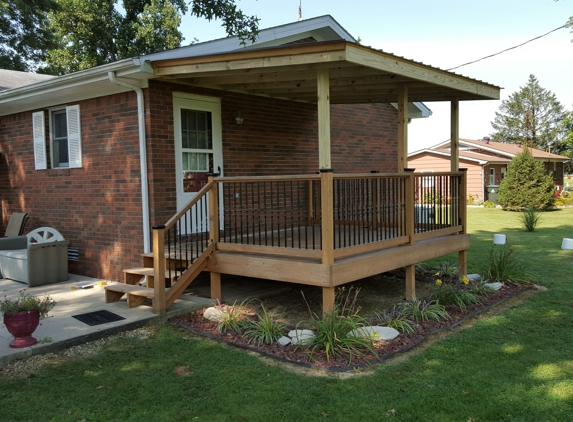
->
[66,105,82,168]
[32,111,47,170]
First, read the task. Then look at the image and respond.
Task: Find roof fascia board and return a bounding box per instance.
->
[391,101,432,119]
[344,44,500,100]
[142,15,355,62]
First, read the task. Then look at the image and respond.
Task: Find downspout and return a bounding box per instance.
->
[108,71,151,253]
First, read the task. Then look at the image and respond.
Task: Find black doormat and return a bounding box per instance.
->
[72,310,126,326]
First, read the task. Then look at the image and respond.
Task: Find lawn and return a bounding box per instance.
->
[1,208,573,422]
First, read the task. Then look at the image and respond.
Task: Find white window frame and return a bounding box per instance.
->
[35,104,83,170]
[420,170,434,188]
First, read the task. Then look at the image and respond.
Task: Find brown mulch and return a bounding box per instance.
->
[172,283,533,371]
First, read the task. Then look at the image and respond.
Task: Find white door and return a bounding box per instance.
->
[173,93,223,231]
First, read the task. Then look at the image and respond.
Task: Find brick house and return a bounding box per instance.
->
[408,137,570,202]
[0,16,501,312]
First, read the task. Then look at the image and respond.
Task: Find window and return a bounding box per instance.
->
[32,105,82,170]
[489,168,495,185]
[421,170,434,188]
[501,167,506,180]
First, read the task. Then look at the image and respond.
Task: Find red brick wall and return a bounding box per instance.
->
[1,81,399,281]
[0,92,144,281]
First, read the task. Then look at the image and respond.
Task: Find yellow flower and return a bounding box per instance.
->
[461,276,469,285]
[436,279,442,286]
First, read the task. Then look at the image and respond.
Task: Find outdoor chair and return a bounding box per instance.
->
[0,227,69,286]
[4,212,29,237]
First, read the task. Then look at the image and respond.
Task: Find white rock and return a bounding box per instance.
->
[203,307,226,322]
[347,326,400,341]
[484,282,503,291]
[277,336,292,346]
[288,329,314,338]
[467,274,481,283]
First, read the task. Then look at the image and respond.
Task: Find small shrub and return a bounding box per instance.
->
[429,280,480,310]
[375,305,416,334]
[469,280,496,296]
[483,200,497,208]
[433,260,458,279]
[474,199,485,206]
[519,206,542,232]
[242,304,287,346]
[216,300,248,333]
[487,244,524,283]
[400,297,449,322]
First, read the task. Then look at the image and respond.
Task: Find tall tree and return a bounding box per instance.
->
[490,74,567,151]
[0,0,58,71]
[44,0,259,75]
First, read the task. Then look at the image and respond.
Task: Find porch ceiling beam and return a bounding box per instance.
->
[345,44,500,100]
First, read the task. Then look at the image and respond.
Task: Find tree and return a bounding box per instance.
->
[0,0,58,71]
[43,0,259,75]
[556,110,573,174]
[498,148,555,211]
[490,75,567,151]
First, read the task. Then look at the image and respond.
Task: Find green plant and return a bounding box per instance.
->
[468,280,496,296]
[433,260,458,279]
[0,289,56,319]
[467,193,477,204]
[375,305,416,334]
[399,297,449,322]
[215,300,248,333]
[487,244,525,283]
[242,304,287,346]
[519,206,542,232]
[483,200,497,208]
[429,280,480,310]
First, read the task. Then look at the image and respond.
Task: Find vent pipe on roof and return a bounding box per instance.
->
[483,136,491,144]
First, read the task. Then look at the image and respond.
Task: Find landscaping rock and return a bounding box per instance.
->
[203,307,226,322]
[484,282,503,291]
[288,329,316,345]
[347,326,400,341]
[467,274,481,283]
[278,336,292,346]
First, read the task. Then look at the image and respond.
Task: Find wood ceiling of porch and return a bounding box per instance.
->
[151,41,501,104]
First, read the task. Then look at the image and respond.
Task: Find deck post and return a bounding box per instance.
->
[450,99,460,173]
[317,68,331,169]
[320,169,335,313]
[459,168,468,276]
[398,84,409,172]
[405,264,416,301]
[152,225,167,314]
[208,174,221,300]
[404,168,415,246]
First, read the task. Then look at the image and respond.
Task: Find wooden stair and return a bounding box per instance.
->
[104,243,213,311]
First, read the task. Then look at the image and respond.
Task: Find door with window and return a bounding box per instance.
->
[173,94,223,232]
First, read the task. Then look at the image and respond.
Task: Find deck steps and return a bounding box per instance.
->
[104,284,159,308]
[141,252,190,269]
[123,266,180,287]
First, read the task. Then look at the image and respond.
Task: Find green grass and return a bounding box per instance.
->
[2,208,573,421]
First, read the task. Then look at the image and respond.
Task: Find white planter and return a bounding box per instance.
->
[562,238,573,250]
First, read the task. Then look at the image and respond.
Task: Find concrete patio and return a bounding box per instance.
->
[1,273,291,366]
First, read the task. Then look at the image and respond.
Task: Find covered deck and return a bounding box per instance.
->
[106,40,500,313]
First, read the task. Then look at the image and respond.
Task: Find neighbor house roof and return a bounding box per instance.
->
[0,15,500,117]
[409,138,569,163]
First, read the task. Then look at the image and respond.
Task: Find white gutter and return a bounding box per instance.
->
[108,71,151,254]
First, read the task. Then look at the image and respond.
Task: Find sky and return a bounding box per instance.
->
[178,0,573,152]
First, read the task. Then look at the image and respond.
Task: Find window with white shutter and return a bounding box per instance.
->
[32,111,47,170]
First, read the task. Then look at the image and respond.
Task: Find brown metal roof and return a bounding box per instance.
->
[459,139,569,161]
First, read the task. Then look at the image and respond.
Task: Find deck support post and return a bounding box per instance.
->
[405,264,415,300]
[458,168,468,276]
[317,68,331,170]
[450,99,460,173]
[404,168,415,245]
[320,169,335,314]
[152,225,167,314]
[398,85,409,172]
[210,272,222,301]
[208,173,221,301]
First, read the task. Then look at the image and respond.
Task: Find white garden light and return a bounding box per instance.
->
[493,234,506,245]
[562,238,573,250]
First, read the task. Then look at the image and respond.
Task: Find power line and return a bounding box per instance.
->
[446,25,567,71]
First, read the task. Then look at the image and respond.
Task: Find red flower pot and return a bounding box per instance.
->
[3,310,40,348]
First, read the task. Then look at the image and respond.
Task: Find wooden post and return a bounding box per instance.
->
[450,99,460,173]
[398,85,409,172]
[320,169,335,314]
[208,173,221,301]
[152,226,167,314]
[459,169,468,276]
[307,179,314,226]
[404,168,415,246]
[405,264,416,301]
[317,68,331,169]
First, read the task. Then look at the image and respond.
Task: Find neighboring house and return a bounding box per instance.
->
[408,137,570,202]
[0,16,501,312]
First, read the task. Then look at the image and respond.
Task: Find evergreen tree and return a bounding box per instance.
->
[498,148,555,211]
[491,75,567,151]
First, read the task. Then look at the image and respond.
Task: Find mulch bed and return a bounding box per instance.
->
[172,283,532,371]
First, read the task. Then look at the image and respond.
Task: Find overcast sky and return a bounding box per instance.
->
[179,0,573,152]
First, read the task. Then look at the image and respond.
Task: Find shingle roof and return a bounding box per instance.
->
[0,69,55,92]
